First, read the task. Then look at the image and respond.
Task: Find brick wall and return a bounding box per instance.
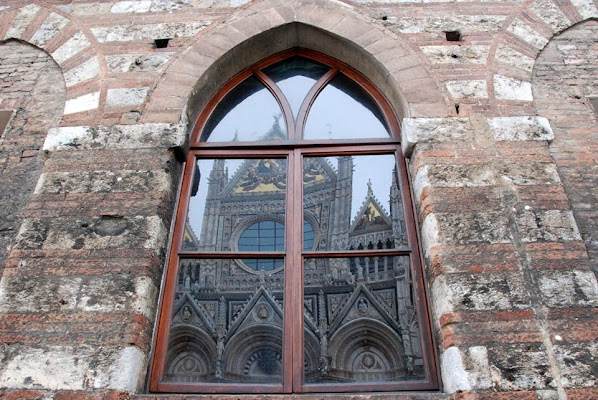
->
[0,0,596,399]
[0,40,65,274]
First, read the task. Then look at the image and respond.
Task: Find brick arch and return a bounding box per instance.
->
[533,19,598,275]
[486,0,597,105]
[0,3,107,121]
[145,0,449,126]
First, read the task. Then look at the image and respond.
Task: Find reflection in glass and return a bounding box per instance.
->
[303,154,406,252]
[304,74,390,140]
[303,256,424,384]
[202,76,287,142]
[183,158,286,252]
[164,258,284,383]
[262,56,330,118]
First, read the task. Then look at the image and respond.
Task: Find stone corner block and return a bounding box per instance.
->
[43,123,188,153]
[488,116,554,142]
[401,117,472,157]
[441,346,492,393]
[0,344,146,392]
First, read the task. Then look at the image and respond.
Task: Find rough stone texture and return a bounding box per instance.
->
[43,123,186,152]
[0,0,595,398]
[0,40,65,276]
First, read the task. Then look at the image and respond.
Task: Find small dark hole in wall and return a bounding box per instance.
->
[0,110,13,138]
[382,15,388,20]
[154,38,170,49]
[445,30,462,41]
[455,104,460,114]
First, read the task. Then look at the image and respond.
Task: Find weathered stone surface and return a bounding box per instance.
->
[35,170,171,194]
[386,15,506,34]
[554,342,598,388]
[106,53,174,73]
[570,0,598,19]
[106,87,150,106]
[538,270,598,307]
[43,123,186,152]
[493,75,533,101]
[151,0,191,12]
[440,272,531,311]
[4,5,40,40]
[495,45,535,72]
[516,210,581,243]
[111,0,152,13]
[401,117,472,156]
[91,21,211,42]
[63,91,100,115]
[507,19,549,50]
[496,163,560,186]
[14,215,166,251]
[446,80,488,99]
[487,343,554,390]
[30,12,70,47]
[0,274,157,317]
[0,345,145,391]
[488,116,553,141]
[51,32,91,65]
[530,0,572,33]
[435,211,513,245]
[63,57,101,87]
[441,346,492,393]
[420,45,489,64]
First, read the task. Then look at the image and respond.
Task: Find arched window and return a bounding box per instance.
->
[150,49,437,393]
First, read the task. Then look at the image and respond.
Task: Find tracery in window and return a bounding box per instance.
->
[151,49,437,394]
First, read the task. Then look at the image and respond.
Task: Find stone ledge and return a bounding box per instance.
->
[43,123,187,154]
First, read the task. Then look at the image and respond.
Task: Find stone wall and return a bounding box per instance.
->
[0,0,596,399]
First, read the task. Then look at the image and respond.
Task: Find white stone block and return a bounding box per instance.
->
[107,346,147,391]
[63,57,100,87]
[488,116,553,141]
[421,213,439,257]
[446,79,488,99]
[441,346,492,393]
[0,346,88,389]
[151,0,191,12]
[91,21,210,42]
[51,32,91,65]
[401,117,471,156]
[30,12,70,47]
[63,91,100,115]
[4,4,40,40]
[530,0,572,33]
[420,45,489,64]
[493,75,533,101]
[43,123,187,152]
[495,45,535,72]
[507,19,549,50]
[106,87,150,106]
[106,53,174,73]
[570,0,598,19]
[111,0,152,13]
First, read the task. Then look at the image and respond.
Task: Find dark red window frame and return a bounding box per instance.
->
[149,48,438,394]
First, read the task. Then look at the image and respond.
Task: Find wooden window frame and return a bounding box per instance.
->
[149,48,438,394]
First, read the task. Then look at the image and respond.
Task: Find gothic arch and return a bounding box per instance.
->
[146,0,449,128]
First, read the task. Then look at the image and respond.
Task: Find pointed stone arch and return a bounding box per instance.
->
[144,0,449,127]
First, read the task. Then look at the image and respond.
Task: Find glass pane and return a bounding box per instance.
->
[303,256,425,384]
[304,74,390,140]
[262,56,330,118]
[183,158,286,252]
[202,76,287,142]
[164,258,284,384]
[303,155,406,252]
